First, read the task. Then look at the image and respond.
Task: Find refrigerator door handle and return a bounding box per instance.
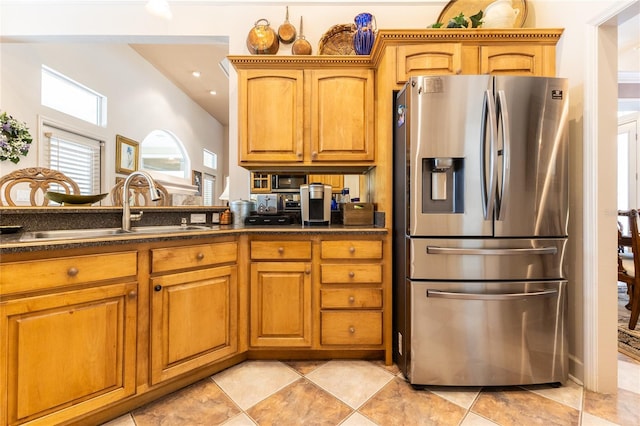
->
[496,89,511,221]
[426,289,558,300]
[426,246,558,256]
[481,89,498,220]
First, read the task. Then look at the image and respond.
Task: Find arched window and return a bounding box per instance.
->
[140,130,189,179]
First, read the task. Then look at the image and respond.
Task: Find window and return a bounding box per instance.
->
[203,149,217,170]
[41,66,107,126]
[141,130,189,179]
[43,125,102,196]
[203,173,215,206]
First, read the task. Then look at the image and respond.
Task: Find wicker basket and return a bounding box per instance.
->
[318,23,356,55]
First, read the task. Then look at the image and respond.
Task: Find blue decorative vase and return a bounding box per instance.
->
[353,13,376,55]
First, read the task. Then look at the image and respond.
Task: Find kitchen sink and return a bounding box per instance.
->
[19,225,211,242]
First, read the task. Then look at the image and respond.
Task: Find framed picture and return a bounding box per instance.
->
[116,135,139,174]
[192,170,202,196]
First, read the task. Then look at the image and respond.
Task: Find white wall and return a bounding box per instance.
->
[0,42,226,203]
[0,0,632,390]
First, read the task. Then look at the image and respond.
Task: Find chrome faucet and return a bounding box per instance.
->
[122,170,161,231]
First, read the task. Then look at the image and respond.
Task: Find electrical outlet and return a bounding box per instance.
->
[190,213,206,224]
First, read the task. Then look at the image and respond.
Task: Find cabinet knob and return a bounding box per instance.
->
[305,268,311,275]
[348,296,355,303]
[297,152,303,159]
[311,151,318,159]
[349,326,356,334]
[278,247,284,254]
[349,246,356,253]
[349,271,355,278]
[196,252,205,260]
[128,290,137,298]
[67,267,79,277]
[154,285,162,292]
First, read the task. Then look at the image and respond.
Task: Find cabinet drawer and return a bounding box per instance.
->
[321,264,381,283]
[321,240,381,259]
[321,288,382,309]
[321,311,382,345]
[0,251,137,295]
[152,241,237,273]
[251,241,311,260]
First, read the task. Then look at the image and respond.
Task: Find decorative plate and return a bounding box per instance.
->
[319,23,357,55]
[437,0,527,28]
[45,191,108,206]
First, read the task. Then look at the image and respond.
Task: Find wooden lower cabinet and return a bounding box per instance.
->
[0,282,137,426]
[150,265,238,384]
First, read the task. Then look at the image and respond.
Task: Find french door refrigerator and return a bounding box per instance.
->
[393,75,569,386]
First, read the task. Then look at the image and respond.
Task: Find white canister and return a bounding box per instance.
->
[482,0,519,28]
[230,199,256,226]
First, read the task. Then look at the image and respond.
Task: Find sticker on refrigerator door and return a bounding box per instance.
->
[397,104,405,127]
[551,89,563,100]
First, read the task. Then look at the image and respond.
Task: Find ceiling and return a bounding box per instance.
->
[130,42,230,126]
[130,16,639,127]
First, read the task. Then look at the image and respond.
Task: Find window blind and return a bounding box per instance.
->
[203,173,215,206]
[43,125,102,195]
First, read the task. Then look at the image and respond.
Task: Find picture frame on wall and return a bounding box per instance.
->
[192,170,202,196]
[115,135,139,174]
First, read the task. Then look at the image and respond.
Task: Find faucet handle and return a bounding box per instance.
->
[130,211,144,222]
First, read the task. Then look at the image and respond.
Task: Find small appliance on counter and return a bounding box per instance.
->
[229,199,256,226]
[300,183,331,226]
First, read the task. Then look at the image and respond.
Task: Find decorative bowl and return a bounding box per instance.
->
[45,191,108,206]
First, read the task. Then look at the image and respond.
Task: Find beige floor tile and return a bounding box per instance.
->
[617,358,640,394]
[359,378,467,426]
[471,386,580,425]
[246,378,353,426]
[583,388,640,426]
[428,386,482,409]
[222,413,257,426]
[101,413,135,426]
[460,412,499,426]
[284,360,328,375]
[132,378,240,425]
[521,379,584,410]
[581,412,622,426]
[213,360,301,410]
[305,360,395,409]
[341,412,379,426]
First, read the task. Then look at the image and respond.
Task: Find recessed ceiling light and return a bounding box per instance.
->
[209,90,217,96]
[192,71,201,78]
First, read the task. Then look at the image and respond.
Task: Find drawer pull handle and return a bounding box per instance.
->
[349,246,356,253]
[278,247,284,254]
[154,285,163,292]
[67,267,79,277]
[196,252,205,260]
[348,296,355,303]
[349,271,355,278]
[349,326,356,334]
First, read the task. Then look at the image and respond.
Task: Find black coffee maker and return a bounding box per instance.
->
[300,183,331,226]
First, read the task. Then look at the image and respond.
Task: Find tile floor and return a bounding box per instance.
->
[104,353,640,426]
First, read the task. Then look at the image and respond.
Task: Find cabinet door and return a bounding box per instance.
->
[251,173,271,193]
[480,45,545,75]
[238,69,304,163]
[308,174,344,193]
[150,266,238,384]
[0,283,137,426]
[309,69,375,162]
[250,261,312,347]
[396,44,462,83]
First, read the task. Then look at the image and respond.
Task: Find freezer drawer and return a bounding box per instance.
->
[408,280,567,386]
[410,238,566,281]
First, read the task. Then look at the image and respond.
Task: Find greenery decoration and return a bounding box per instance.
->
[0,111,32,163]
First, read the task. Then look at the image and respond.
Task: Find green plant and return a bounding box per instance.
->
[428,10,483,29]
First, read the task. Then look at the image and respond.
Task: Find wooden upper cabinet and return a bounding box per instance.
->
[396,43,463,83]
[480,45,546,75]
[308,69,375,162]
[238,69,304,163]
[231,57,375,169]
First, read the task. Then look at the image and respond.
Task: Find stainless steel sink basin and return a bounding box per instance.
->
[19,225,211,242]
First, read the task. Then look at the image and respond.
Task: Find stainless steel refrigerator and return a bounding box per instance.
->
[392,75,569,386]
